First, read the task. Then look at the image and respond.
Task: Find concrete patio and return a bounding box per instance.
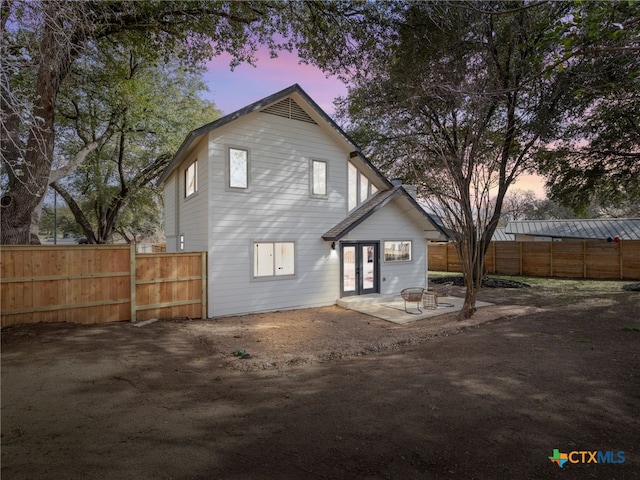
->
[337,293,493,324]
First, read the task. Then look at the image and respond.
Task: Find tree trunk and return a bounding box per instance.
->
[51,182,98,244]
[1,3,80,244]
[459,283,479,320]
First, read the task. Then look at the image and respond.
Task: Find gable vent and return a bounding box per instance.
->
[262,98,317,124]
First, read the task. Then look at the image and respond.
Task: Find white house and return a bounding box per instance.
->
[159,84,448,318]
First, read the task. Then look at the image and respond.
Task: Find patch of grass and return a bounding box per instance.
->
[621,326,640,332]
[430,271,630,294]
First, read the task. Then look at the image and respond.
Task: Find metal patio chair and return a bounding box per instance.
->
[400,287,425,314]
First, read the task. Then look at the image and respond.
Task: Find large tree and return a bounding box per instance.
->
[536,1,640,215]
[50,43,219,244]
[1,0,371,244]
[336,1,636,318]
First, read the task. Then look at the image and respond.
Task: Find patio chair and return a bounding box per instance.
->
[400,287,425,314]
[427,281,454,308]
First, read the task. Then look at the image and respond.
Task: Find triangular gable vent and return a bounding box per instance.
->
[262,98,317,124]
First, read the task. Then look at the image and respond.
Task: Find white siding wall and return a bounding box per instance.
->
[207,112,347,317]
[344,200,428,294]
[176,142,209,251]
[164,173,177,252]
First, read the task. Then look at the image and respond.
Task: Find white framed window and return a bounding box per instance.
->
[253,241,295,278]
[310,159,327,197]
[348,162,358,210]
[384,240,412,262]
[360,174,369,203]
[185,160,197,197]
[228,147,248,190]
[348,161,377,211]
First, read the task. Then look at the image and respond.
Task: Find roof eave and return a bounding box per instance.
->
[158,84,394,190]
[322,187,450,241]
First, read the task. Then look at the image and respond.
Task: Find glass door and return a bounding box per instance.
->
[341,242,379,296]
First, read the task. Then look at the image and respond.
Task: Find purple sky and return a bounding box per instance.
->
[204,48,347,117]
[203,49,546,197]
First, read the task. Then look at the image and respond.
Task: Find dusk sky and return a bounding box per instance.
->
[204,47,347,117]
[203,48,546,197]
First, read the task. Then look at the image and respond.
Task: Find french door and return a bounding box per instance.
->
[340,242,379,297]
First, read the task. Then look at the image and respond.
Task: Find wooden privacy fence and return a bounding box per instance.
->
[1,245,207,327]
[429,240,640,280]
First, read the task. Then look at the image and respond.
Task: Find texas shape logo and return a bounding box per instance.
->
[549,449,569,468]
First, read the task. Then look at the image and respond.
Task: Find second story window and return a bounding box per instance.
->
[348,161,378,211]
[311,159,327,197]
[228,147,248,189]
[185,160,197,198]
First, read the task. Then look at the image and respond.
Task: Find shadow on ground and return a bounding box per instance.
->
[2,284,639,479]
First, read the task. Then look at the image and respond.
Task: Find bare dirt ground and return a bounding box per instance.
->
[2,279,639,479]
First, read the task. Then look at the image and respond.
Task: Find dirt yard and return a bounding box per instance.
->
[2,279,639,479]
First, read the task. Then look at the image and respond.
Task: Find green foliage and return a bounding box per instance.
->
[2,0,373,243]
[39,204,82,237]
[334,1,639,317]
[534,1,640,214]
[53,42,221,243]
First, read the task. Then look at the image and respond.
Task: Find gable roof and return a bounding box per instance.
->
[322,186,450,241]
[504,219,640,240]
[158,83,392,188]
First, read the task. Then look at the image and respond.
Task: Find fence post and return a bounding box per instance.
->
[583,241,587,279]
[492,242,496,274]
[445,243,449,272]
[619,241,623,280]
[130,244,137,323]
[519,242,523,276]
[201,251,207,319]
[550,241,554,277]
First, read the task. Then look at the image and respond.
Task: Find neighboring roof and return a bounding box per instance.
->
[492,227,515,242]
[420,209,454,241]
[158,83,392,189]
[504,219,640,240]
[322,186,450,241]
